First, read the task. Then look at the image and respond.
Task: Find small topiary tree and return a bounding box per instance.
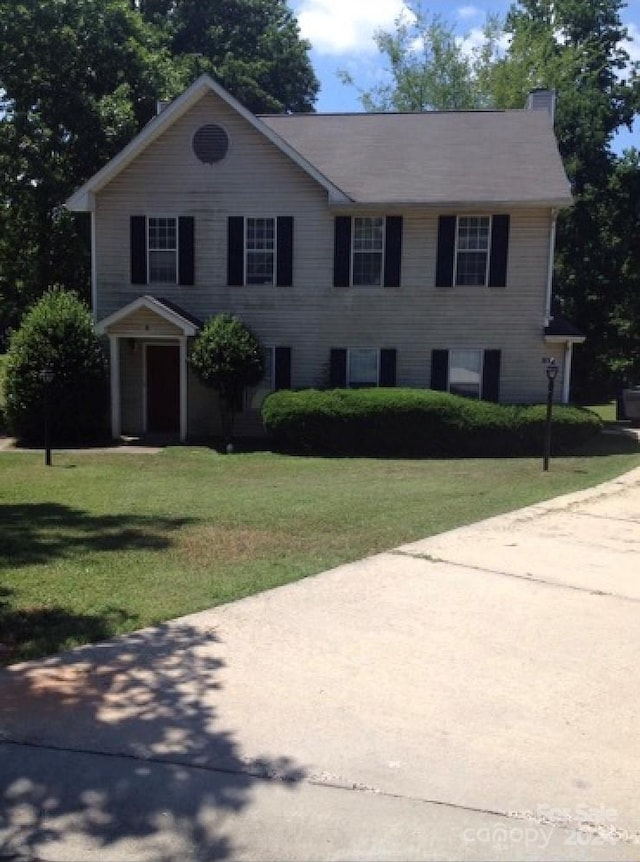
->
[4,288,108,443]
[189,313,264,447]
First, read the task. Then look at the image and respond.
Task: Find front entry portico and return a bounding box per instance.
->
[95,295,201,442]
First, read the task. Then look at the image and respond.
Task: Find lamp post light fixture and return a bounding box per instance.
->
[39,365,54,467]
[543,357,559,472]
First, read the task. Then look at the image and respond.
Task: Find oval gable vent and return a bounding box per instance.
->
[193,124,229,164]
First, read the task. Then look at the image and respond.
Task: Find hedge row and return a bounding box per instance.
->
[262,388,602,457]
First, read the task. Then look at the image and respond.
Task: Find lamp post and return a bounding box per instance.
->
[543,358,559,472]
[39,366,54,467]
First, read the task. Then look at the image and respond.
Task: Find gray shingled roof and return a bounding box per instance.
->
[260,109,572,206]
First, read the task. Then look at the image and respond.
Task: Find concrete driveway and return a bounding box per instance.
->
[1,467,640,861]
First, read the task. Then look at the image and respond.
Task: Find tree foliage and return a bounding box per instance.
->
[4,288,108,442]
[135,0,319,114]
[189,313,264,443]
[495,0,640,394]
[0,0,318,345]
[340,4,503,111]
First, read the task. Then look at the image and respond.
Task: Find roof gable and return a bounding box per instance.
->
[66,75,350,211]
[95,295,201,335]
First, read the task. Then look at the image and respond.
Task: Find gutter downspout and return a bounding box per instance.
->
[544,209,558,326]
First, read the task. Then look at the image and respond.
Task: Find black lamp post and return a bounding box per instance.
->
[39,366,54,467]
[543,358,559,472]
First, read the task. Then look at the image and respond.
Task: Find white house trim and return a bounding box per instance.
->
[95,295,199,336]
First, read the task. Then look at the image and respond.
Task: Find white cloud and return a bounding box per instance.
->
[625,22,640,64]
[294,0,410,56]
[457,5,481,21]
[456,26,510,60]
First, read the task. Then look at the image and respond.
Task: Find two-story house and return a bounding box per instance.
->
[66,75,582,442]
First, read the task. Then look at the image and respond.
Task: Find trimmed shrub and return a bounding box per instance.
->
[262,388,602,457]
[189,313,264,444]
[4,288,108,443]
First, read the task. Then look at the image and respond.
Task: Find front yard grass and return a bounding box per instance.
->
[1,434,639,664]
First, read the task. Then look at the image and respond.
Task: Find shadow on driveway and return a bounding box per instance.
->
[0,622,306,860]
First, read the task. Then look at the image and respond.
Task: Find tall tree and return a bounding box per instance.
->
[340,4,503,111]
[136,0,319,114]
[493,0,640,396]
[0,0,176,344]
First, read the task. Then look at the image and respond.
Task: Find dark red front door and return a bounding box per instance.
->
[147,345,180,433]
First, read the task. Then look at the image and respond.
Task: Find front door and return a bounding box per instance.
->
[146,345,180,433]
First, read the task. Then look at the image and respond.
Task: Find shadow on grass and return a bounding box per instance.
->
[0,623,306,860]
[569,426,640,457]
[0,502,193,567]
[0,504,195,663]
[0,588,138,666]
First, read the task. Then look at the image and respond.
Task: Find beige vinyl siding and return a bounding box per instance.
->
[94,88,566,436]
[103,306,185,337]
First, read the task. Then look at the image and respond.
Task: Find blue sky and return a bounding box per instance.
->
[290,0,640,151]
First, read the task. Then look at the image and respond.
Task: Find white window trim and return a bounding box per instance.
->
[147,215,179,285]
[448,348,484,399]
[347,347,381,388]
[351,216,386,287]
[453,215,492,287]
[245,216,277,286]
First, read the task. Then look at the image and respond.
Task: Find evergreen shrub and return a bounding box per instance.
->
[262,388,602,457]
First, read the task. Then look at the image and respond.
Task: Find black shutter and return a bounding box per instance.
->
[431,350,449,391]
[384,217,403,288]
[482,350,501,402]
[488,215,510,287]
[276,217,294,287]
[274,346,291,390]
[130,216,147,285]
[178,216,195,285]
[228,216,245,286]
[333,217,351,287]
[435,216,456,287]
[379,349,397,386]
[330,348,347,387]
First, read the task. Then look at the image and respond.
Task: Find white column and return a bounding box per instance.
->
[109,335,121,439]
[562,342,573,404]
[179,336,188,442]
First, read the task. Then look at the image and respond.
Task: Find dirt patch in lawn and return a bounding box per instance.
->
[174,524,304,567]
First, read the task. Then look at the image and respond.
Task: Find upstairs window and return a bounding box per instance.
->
[353,217,384,286]
[455,217,490,286]
[435,214,509,288]
[130,216,194,286]
[246,218,276,285]
[148,217,178,283]
[227,217,294,287]
[333,216,403,288]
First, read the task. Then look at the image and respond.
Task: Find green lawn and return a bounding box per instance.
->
[1,435,639,664]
